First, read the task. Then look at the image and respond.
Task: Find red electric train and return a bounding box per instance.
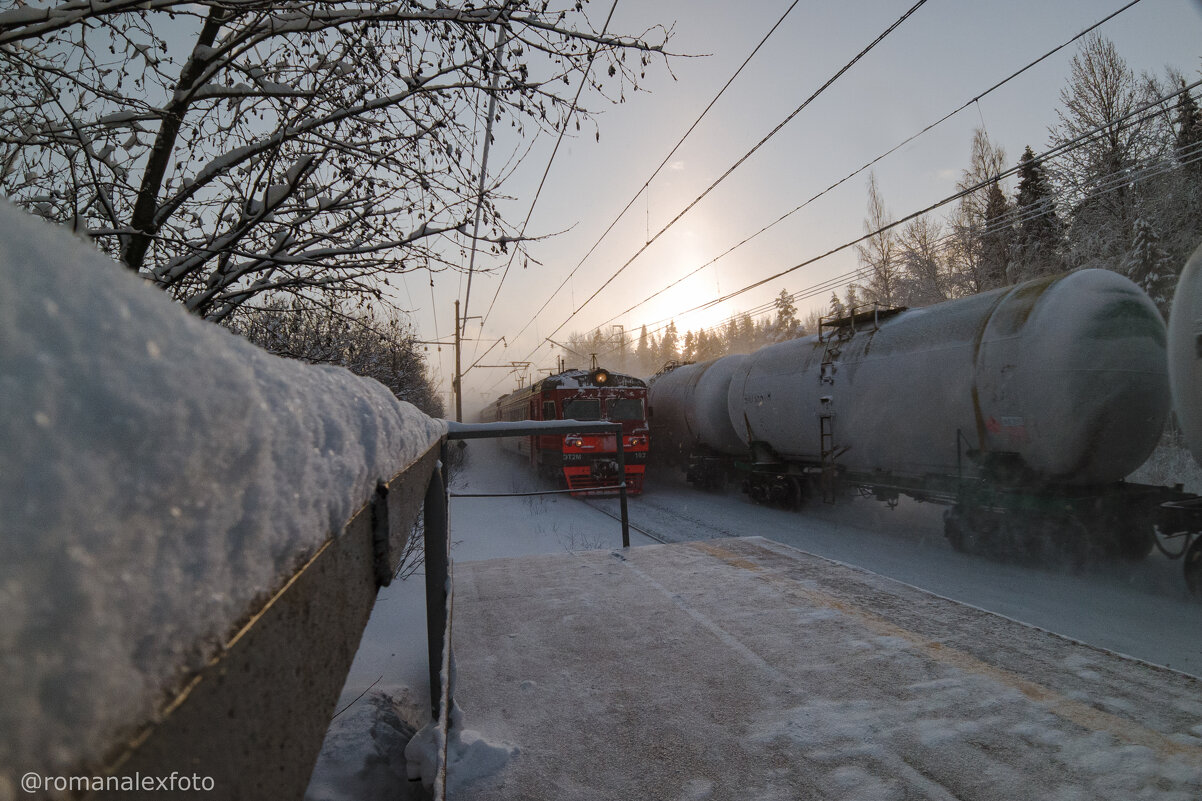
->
[484,367,649,495]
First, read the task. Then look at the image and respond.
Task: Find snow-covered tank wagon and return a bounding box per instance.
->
[1161,242,1202,594]
[648,356,746,487]
[731,269,1168,488]
[657,269,1179,565]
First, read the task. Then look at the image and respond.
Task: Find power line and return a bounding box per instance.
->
[687,78,1200,317]
[586,0,1149,334]
[476,0,622,333]
[490,6,1186,393]
[585,84,1202,360]
[503,0,931,363]
[500,0,805,343]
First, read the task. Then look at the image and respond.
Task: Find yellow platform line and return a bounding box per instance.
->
[691,540,1202,762]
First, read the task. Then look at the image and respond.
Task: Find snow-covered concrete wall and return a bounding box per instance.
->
[0,202,445,788]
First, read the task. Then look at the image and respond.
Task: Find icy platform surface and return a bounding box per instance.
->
[451,537,1202,800]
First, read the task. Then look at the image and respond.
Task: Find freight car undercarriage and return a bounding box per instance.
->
[695,454,1202,599]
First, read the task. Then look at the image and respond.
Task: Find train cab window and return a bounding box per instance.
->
[607,398,645,421]
[562,398,601,421]
[542,401,557,420]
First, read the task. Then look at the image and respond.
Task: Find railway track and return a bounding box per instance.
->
[580,495,742,546]
[580,499,673,544]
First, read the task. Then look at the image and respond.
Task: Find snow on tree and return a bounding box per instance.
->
[981,178,1013,286]
[657,320,680,366]
[232,300,443,417]
[1048,34,1162,271]
[896,216,948,306]
[1010,145,1065,281]
[0,1,670,322]
[844,284,861,313]
[854,172,901,307]
[1124,216,1175,314]
[771,288,799,341]
[948,128,1010,295]
[1175,78,1202,175]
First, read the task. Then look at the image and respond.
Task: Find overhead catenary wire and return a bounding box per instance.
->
[613,141,1202,357]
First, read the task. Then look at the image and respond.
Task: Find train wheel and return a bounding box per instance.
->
[1050,515,1091,572]
[1185,536,1202,600]
[944,509,967,552]
[783,476,804,510]
[1112,523,1156,561]
[944,507,993,553]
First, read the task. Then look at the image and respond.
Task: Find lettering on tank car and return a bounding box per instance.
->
[986,416,1027,442]
[748,392,770,406]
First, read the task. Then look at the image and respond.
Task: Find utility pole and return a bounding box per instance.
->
[453,299,462,422]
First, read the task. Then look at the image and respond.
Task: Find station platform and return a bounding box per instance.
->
[449,537,1202,800]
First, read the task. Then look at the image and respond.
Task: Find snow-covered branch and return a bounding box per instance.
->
[2,0,672,317]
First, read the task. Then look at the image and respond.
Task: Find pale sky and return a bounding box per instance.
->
[401,0,1202,415]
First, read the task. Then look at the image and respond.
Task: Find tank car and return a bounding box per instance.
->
[484,367,649,495]
[646,356,746,488]
[651,269,1176,565]
[1162,242,1202,595]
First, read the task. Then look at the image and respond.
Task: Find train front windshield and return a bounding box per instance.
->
[562,399,602,420]
[561,396,645,422]
[607,398,645,421]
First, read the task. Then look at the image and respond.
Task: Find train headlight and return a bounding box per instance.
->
[565,435,585,448]
[590,368,610,385]
[627,435,647,448]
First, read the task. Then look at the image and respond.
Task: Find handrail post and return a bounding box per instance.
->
[614,423,630,547]
[423,440,451,721]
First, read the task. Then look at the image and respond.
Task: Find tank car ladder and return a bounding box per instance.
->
[818,397,837,503]
[817,314,851,503]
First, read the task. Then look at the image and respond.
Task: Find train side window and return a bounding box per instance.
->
[543,401,557,420]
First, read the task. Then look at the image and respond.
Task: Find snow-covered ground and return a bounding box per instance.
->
[308,437,1202,799]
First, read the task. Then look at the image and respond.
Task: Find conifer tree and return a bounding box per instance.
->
[634,325,651,374]
[724,318,740,354]
[737,314,756,353]
[682,330,696,362]
[1124,217,1175,314]
[771,289,799,342]
[1176,80,1202,175]
[828,292,848,320]
[1012,145,1065,279]
[658,321,680,366]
